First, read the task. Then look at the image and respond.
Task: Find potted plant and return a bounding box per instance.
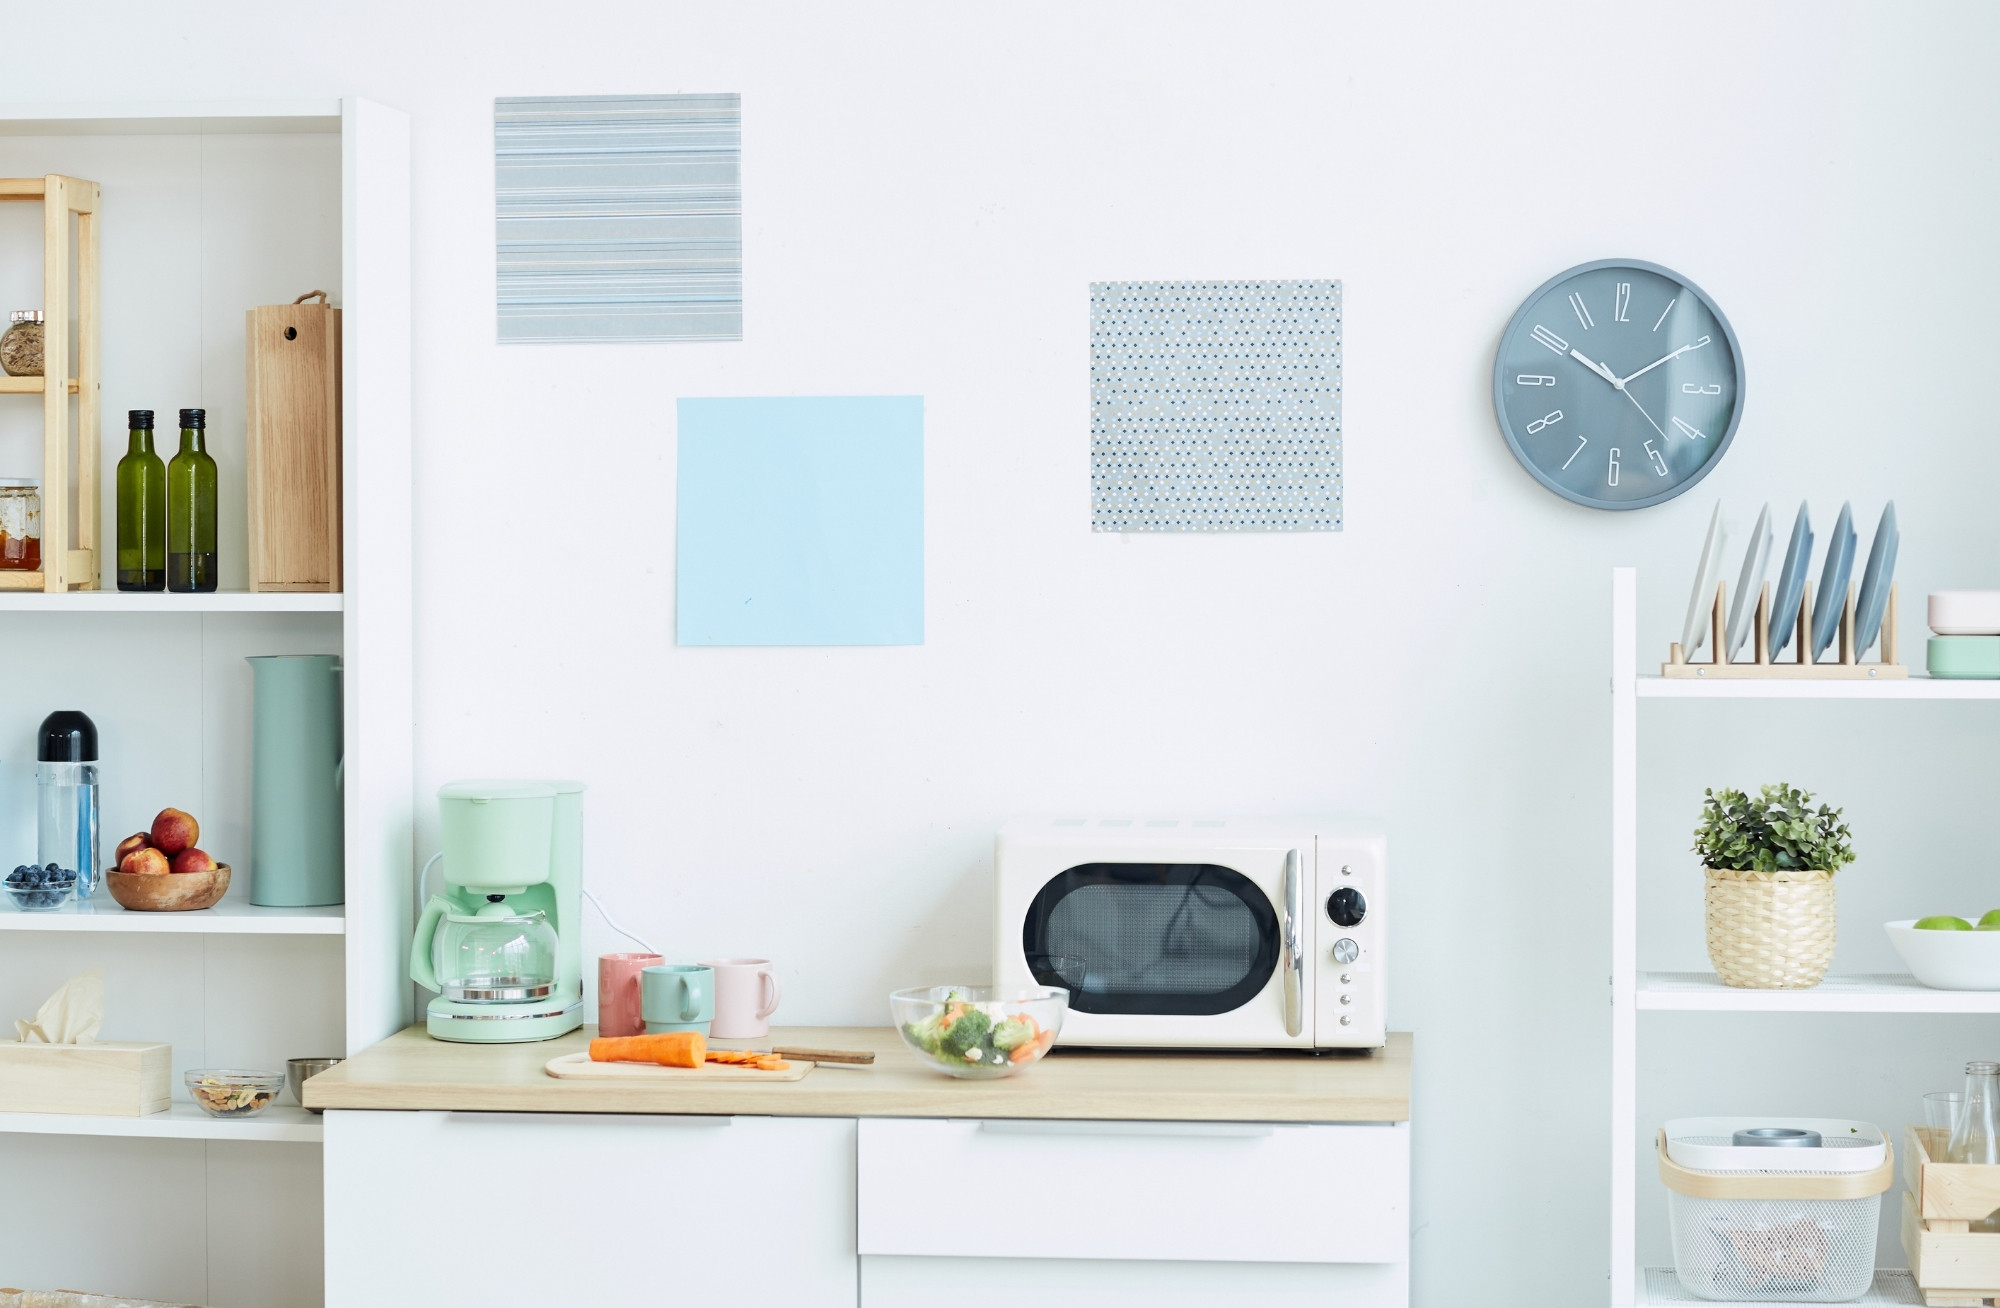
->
[1692,784,1856,989]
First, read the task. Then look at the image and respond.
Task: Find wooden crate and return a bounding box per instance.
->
[0,175,100,592]
[245,291,341,592]
[0,1041,169,1116]
[1902,1126,2000,1305]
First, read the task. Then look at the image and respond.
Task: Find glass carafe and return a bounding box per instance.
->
[1950,1061,2000,1164]
[431,906,559,1003]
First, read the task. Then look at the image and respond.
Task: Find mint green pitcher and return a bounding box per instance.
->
[247,655,343,906]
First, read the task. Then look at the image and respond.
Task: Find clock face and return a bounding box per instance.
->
[1493,259,1744,510]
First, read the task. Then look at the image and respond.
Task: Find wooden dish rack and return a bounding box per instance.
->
[1663,578,1904,679]
[0,174,100,591]
[1904,1126,2000,1305]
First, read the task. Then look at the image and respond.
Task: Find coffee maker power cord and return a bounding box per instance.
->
[582,885,658,955]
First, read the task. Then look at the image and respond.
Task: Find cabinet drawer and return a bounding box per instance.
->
[857,1118,1408,1264]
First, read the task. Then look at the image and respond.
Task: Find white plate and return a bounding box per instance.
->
[1680,502,1728,657]
[1724,503,1772,661]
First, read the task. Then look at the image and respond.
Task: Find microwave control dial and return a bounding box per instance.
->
[1326,888,1366,927]
[1331,937,1360,965]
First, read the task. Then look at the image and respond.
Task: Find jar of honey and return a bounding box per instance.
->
[0,479,44,571]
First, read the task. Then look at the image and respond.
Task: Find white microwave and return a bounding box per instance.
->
[993,817,1386,1050]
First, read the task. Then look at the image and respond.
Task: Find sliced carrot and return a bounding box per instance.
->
[589,1032,706,1068]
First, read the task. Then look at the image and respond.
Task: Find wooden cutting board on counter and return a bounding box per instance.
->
[543,1052,815,1083]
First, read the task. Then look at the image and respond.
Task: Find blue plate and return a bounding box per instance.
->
[1767,502,1814,654]
[1853,501,1899,655]
[1810,501,1857,661]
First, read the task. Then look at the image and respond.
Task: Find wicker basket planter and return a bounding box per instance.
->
[1704,866,1837,989]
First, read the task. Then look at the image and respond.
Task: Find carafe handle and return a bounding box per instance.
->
[410,894,451,991]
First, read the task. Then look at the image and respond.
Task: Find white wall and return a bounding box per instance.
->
[9,3,2000,1303]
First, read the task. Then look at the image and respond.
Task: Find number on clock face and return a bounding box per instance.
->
[1492,260,1743,510]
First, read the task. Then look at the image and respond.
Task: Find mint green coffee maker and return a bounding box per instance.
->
[409,780,585,1042]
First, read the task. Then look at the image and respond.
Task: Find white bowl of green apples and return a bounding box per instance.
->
[1887,913,2000,990]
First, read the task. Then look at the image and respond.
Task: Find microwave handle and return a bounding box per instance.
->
[1282,848,1304,1037]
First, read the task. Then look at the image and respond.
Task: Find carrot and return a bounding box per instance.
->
[589,1032,706,1068]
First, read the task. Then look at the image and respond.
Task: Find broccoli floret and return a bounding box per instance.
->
[939,1008,992,1056]
[991,1015,1037,1051]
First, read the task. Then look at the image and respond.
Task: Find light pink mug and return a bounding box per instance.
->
[702,958,782,1039]
[597,952,663,1038]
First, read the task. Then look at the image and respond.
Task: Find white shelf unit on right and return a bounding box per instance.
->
[1609,567,1995,1308]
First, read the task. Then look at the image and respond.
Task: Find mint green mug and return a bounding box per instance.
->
[641,964,714,1035]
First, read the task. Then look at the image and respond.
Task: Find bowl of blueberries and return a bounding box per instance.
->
[4,863,78,911]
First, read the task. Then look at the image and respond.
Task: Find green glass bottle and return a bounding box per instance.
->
[166,407,217,593]
[115,409,166,591]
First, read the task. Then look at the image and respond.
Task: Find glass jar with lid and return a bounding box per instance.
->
[0,310,44,378]
[0,479,42,571]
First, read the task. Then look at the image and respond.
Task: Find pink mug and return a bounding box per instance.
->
[597,952,663,1037]
[702,958,782,1039]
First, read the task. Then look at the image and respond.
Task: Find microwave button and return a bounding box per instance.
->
[1339,1015,1352,1026]
[1339,973,1351,984]
[1339,993,1353,1005]
[1326,887,1366,927]
[1331,937,1360,965]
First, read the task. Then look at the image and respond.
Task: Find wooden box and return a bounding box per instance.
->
[246,295,341,592]
[0,1041,170,1116]
[1902,1126,2000,1305]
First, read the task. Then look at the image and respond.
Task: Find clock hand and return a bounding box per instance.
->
[1616,335,1711,387]
[1568,348,1621,387]
[1619,385,1672,443]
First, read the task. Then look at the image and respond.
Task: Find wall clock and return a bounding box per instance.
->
[1492,259,1744,510]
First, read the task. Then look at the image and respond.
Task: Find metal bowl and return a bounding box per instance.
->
[287,1057,343,1113]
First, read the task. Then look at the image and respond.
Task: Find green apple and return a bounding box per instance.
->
[1979,910,2000,928]
[1916,915,1976,931]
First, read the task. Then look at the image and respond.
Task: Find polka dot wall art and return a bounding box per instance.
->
[1090,280,1343,532]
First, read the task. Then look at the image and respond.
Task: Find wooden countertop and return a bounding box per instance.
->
[307,1026,1412,1123]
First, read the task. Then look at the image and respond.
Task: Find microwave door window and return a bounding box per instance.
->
[1022,863,1280,1016]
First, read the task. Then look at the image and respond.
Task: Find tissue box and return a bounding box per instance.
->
[0,1042,171,1116]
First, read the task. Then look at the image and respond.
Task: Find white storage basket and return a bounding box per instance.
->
[1658,1118,1894,1303]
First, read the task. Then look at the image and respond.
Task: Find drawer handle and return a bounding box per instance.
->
[440,1112,735,1128]
[977,1120,1277,1140]
[1282,848,1304,1038]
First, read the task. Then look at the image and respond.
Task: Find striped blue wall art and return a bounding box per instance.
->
[496,93,742,343]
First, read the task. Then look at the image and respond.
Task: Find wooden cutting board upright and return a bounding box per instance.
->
[245,292,341,592]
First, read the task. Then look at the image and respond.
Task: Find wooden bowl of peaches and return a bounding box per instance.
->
[104,807,231,912]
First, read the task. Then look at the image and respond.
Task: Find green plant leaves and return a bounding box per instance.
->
[1691,783,1856,873]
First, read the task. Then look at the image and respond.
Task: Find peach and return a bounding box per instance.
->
[169,847,216,875]
[150,808,199,856]
[113,832,150,863]
[120,847,170,876]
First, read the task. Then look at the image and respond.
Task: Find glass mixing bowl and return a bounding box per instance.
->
[891,985,1067,1079]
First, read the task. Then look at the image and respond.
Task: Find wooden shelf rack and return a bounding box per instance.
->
[0,173,100,592]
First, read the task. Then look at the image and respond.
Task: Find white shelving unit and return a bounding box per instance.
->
[0,1102,323,1143]
[0,898,344,933]
[1610,567,1994,1307]
[0,98,410,1308]
[0,589,343,612]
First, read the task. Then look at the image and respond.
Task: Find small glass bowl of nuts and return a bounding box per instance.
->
[185,1069,285,1119]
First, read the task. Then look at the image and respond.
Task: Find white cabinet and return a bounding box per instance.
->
[857,1118,1409,1307]
[323,1109,858,1308]
[858,1117,1408,1263]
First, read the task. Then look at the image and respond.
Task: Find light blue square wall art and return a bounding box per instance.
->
[496,93,742,343]
[677,397,925,647]
[1090,279,1343,531]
